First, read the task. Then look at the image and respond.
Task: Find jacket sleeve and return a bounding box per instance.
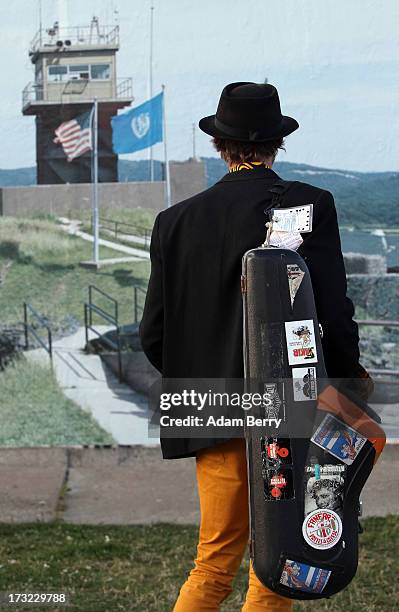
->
[298,190,361,380]
[139,212,163,373]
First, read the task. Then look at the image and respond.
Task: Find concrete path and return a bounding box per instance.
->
[57,218,150,260]
[101,226,150,248]
[0,445,397,524]
[26,326,158,447]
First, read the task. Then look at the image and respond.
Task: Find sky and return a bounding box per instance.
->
[1,0,398,171]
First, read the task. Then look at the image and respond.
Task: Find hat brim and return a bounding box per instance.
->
[198,114,299,142]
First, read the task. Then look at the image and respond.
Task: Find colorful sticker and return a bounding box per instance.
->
[292,366,317,401]
[285,319,318,365]
[280,559,331,593]
[272,204,313,233]
[287,264,305,307]
[302,509,342,549]
[311,413,367,465]
[304,462,346,517]
[263,466,295,501]
[262,437,292,468]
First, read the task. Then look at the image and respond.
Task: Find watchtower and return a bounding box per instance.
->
[22,16,133,184]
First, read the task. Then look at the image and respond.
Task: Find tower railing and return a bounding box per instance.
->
[22,78,133,109]
[30,24,120,54]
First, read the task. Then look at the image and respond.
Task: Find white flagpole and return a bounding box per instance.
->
[91,97,99,265]
[162,84,171,208]
[148,4,154,182]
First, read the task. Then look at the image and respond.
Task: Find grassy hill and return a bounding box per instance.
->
[0,159,398,227]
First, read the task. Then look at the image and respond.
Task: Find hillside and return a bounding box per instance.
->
[204,158,399,228]
[0,159,398,227]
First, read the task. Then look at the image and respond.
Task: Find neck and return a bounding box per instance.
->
[228,159,274,172]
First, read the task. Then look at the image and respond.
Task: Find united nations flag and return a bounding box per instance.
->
[111,92,163,154]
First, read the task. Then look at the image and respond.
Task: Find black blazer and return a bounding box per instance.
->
[139,165,360,459]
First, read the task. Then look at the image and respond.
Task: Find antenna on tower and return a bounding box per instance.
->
[111,1,120,25]
[38,0,43,46]
[57,0,69,31]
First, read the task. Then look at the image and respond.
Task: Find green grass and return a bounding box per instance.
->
[0,217,150,330]
[0,357,114,446]
[0,517,396,611]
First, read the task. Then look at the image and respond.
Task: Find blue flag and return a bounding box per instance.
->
[111,92,163,154]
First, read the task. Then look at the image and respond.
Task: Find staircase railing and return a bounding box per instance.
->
[84,285,123,382]
[23,302,53,359]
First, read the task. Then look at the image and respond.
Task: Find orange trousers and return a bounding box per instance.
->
[173,438,293,611]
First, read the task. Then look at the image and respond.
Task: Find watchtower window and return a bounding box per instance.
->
[46,63,110,82]
[69,65,90,80]
[90,64,111,80]
[48,65,68,81]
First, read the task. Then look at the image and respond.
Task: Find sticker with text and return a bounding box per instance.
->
[292,366,317,401]
[302,508,342,550]
[285,320,318,365]
[263,466,295,501]
[279,559,331,593]
[311,413,367,465]
[272,204,313,233]
[304,462,346,517]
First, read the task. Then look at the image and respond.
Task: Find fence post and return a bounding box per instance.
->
[23,302,29,350]
[117,327,123,382]
[134,287,138,323]
[84,303,89,350]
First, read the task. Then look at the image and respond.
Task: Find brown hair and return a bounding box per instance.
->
[212,137,285,164]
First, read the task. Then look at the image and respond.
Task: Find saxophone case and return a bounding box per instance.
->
[242,242,385,600]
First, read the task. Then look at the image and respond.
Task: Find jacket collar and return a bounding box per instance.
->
[217,164,281,183]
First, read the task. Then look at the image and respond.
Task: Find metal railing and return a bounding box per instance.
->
[22,77,133,108]
[133,286,147,324]
[30,23,120,54]
[84,285,123,382]
[95,215,152,249]
[356,318,399,382]
[116,77,133,99]
[23,303,53,359]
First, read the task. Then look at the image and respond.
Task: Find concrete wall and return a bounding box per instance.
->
[0,160,206,217]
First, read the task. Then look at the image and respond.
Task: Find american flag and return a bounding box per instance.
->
[53,110,93,162]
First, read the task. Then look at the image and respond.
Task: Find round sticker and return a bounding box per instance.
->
[302,509,342,550]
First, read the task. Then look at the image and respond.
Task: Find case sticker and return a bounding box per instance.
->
[292,366,317,401]
[262,438,294,501]
[285,320,318,365]
[280,559,331,593]
[287,264,305,306]
[272,204,313,233]
[269,231,303,251]
[304,462,346,517]
[302,508,342,550]
[263,466,295,501]
[263,383,283,420]
[262,437,293,468]
[311,413,367,465]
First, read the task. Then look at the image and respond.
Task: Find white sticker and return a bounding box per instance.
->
[302,509,342,550]
[292,366,317,401]
[269,231,303,251]
[287,264,305,306]
[272,204,313,233]
[285,320,318,365]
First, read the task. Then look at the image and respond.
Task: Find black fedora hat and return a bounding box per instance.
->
[199,82,299,142]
